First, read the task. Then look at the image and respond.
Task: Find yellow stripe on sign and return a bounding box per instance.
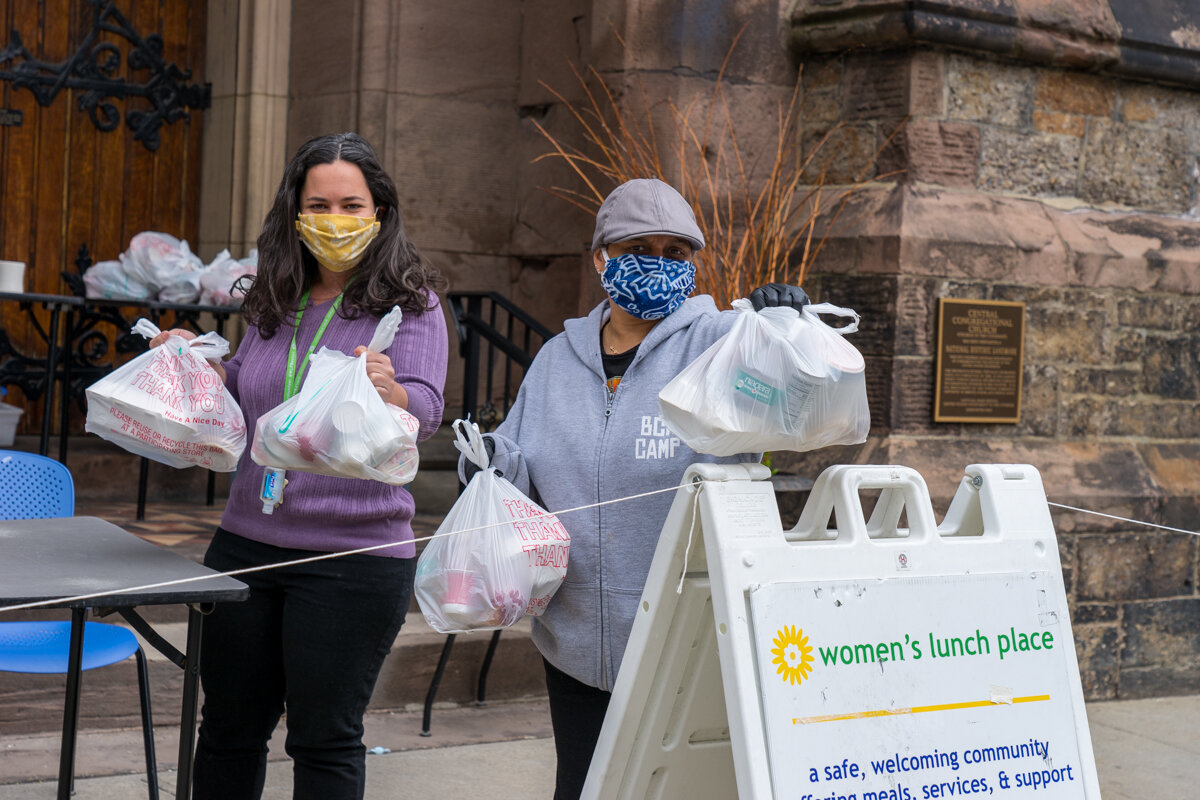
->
[791,694,1050,725]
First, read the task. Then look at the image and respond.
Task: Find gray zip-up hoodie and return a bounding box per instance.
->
[471,296,756,690]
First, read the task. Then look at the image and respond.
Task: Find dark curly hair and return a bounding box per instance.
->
[236,132,446,337]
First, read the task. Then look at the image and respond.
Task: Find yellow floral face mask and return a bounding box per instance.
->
[295,213,381,272]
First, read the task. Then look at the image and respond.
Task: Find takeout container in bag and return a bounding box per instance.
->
[250,307,420,484]
[85,319,246,470]
[415,420,570,633]
[658,300,870,456]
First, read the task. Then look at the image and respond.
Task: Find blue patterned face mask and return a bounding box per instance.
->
[600,253,696,320]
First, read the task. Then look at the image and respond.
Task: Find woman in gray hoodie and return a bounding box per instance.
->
[462,178,809,800]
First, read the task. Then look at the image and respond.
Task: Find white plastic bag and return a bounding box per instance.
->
[83,259,154,301]
[121,232,205,304]
[658,300,870,456]
[85,319,246,470]
[199,248,256,307]
[250,307,420,484]
[415,420,570,633]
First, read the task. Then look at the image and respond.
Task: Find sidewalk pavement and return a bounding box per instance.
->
[0,694,1196,798]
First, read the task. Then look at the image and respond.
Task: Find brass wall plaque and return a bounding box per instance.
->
[934,298,1025,423]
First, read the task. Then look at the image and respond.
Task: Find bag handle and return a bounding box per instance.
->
[366,306,404,352]
[803,302,860,335]
[452,418,491,472]
[131,317,231,359]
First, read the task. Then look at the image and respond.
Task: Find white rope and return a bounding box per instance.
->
[1,482,1193,615]
[1047,501,1199,537]
[0,482,690,615]
[676,483,703,595]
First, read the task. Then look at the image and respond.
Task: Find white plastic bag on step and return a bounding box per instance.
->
[658,300,870,455]
[84,319,246,470]
[414,420,570,633]
[250,307,420,484]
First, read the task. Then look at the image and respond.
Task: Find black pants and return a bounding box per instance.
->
[192,529,414,800]
[544,658,612,800]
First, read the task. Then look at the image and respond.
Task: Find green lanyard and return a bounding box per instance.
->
[284,290,344,400]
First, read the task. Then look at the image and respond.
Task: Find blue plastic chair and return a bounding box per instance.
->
[0,450,158,798]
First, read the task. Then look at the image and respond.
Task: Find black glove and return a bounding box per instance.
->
[462,436,499,484]
[749,283,810,312]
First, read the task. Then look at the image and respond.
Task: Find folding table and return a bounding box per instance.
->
[0,516,248,799]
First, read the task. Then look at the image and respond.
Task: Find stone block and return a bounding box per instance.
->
[1141,331,1200,399]
[204,0,241,95]
[289,0,361,97]
[1120,598,1200,691]
[1072,603,1118,625]
[286,92,356,155]
[519,0,592,107]
[946,53,1034,127]
[1112,328,1144,362]
[198,95,237,251]
[802,184,906,276]
[1117,294,1175,328]
[387,95,520,254]
[818,273,897,356]
[878,440,1162,525]
[1107,398,1200,439]
[1032,109,1086,137]
[1061,395,1107,437]
[843,51,914,120]
[1118,665,1200,698]
[1015,0,1120,41]
[1016,363,1058,437]
[576,258,608,316]
[1140,443,1200,502]
[594,0,793,86]
[1181,297,1200,333]
[1034,69,1116,116]
[511,104,604,257]
[892,358,934,434]
[1024,303,1108,363]
[878,120,980,188]
[803,123,879,183]
[1055,212,1200,294]
[1072,624,1120,700]
[865,355,894,433]
[1058,534,1075,597]
[391,0,521,100]
[910,50,946,116]
[978,127,1082,197]
[895,277,938,356]
[1120,83,1200,129]
[511,255,585,331]
[1080,120,1196,213]
[907,190,1073,284]
[1060,366,1139,396]
[1075,533,1197,602]
[800,56,844,126]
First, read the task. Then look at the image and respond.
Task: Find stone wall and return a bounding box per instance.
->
[195,0,1199,699]
[782,1,1200,699]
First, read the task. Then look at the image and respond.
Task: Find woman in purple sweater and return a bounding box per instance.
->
[155,132,448,799]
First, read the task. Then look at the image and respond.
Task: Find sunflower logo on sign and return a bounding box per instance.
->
[771,625,815,686]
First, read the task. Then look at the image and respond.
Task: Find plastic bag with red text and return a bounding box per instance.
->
[414,420,570,633]
[84,319,246,470]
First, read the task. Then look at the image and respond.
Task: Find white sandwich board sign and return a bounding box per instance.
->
[584,463,1100,800]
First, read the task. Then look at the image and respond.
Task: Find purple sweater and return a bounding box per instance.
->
[219,296,448,558]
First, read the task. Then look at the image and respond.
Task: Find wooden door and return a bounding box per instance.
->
[0,0,207,434]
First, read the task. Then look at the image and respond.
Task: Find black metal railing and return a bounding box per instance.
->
[422,290,555,735]
[447,290,555,425]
